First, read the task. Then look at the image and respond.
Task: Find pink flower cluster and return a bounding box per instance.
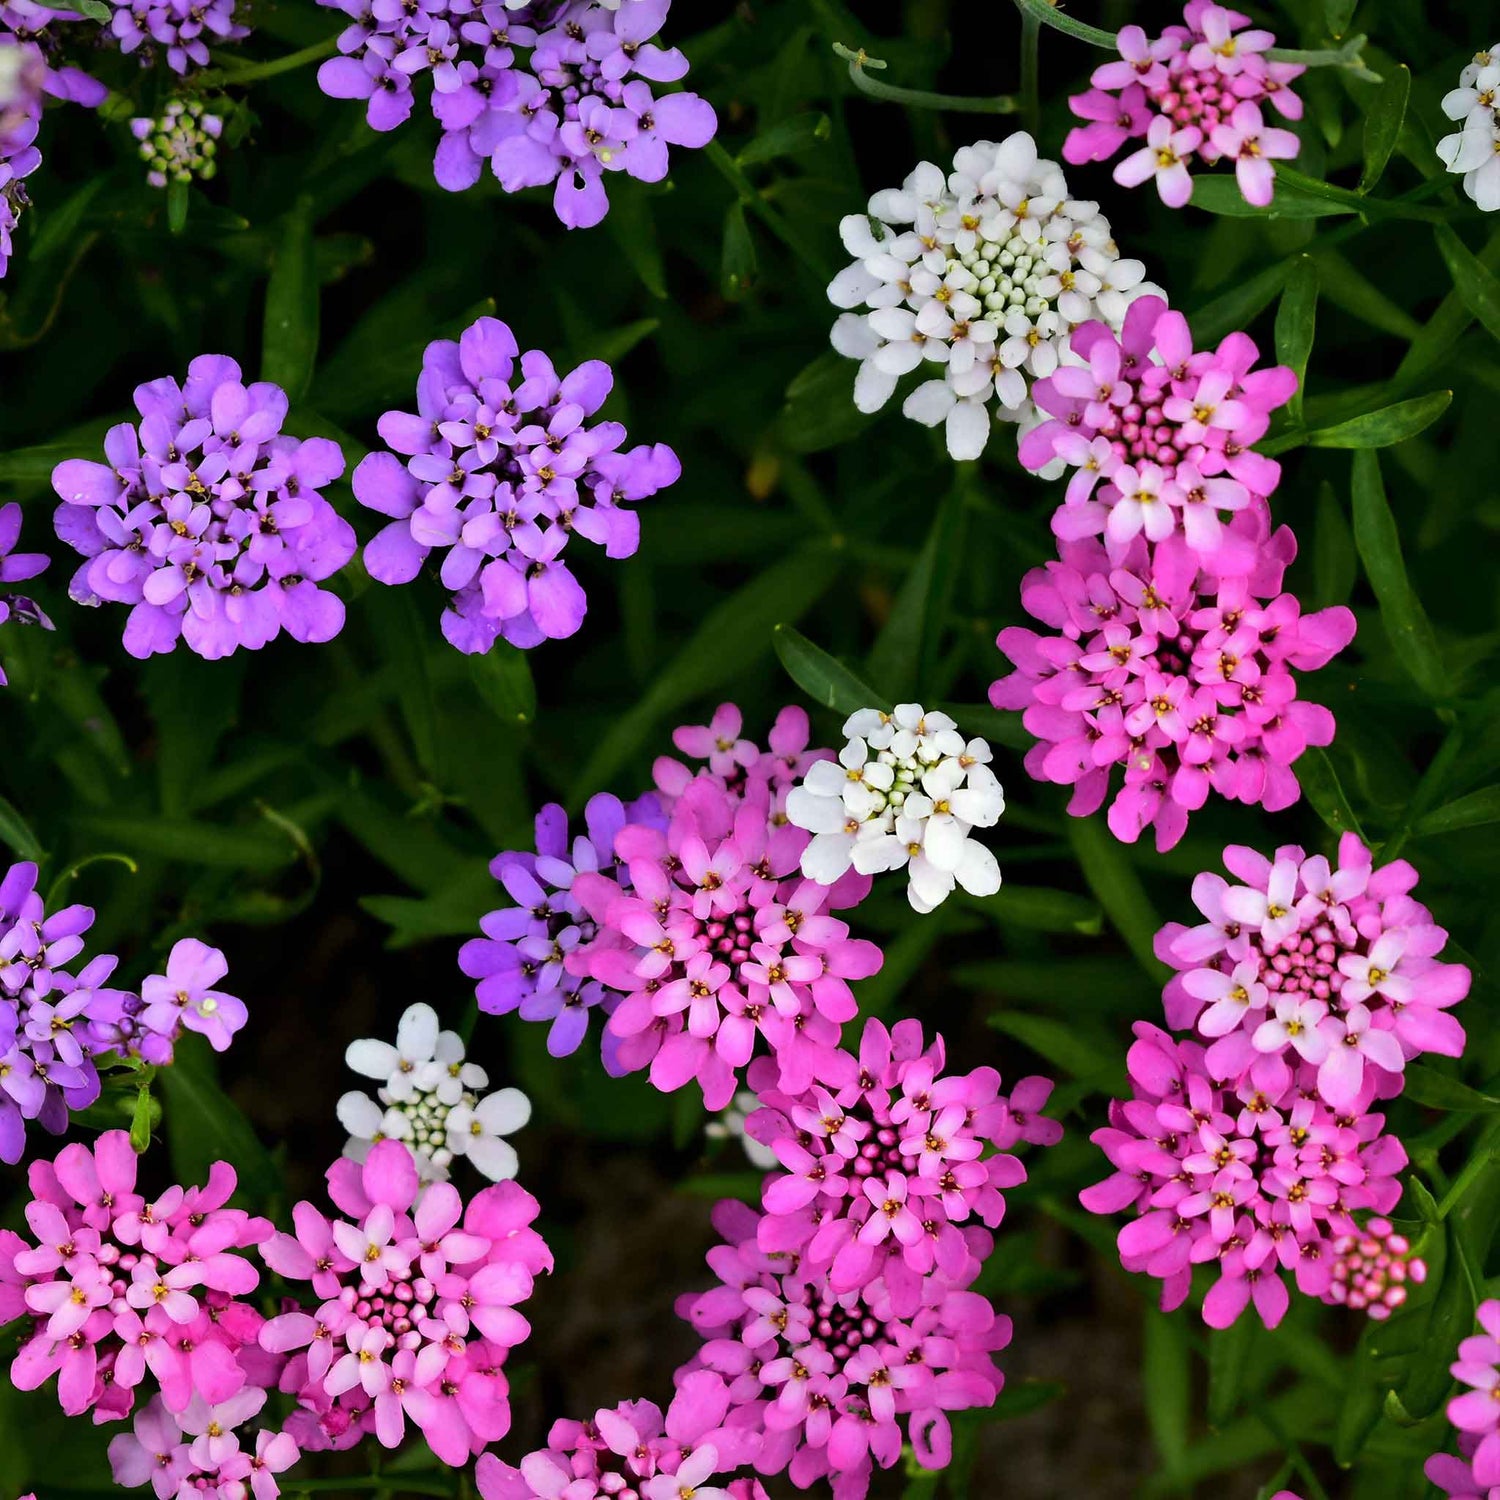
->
[1157,834,1471,1108]
[110,1394,299,1500]
[466,704,884,1109]
[1019,296,1296,565]
[477,1370,769,1500]
[0,1132,283,1454]
[1429,1300,1500,1498]
[1064,2,1304,207]
[991,524,1354,851]
[258,1137,550,1466]
[1081,1020,1410,1329]
[1326,1217,1425,1320]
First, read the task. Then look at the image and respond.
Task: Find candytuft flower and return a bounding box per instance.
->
[785,704,1004,912]
[1065,3,1304,208]
[0,499,51,681]
[130,98,223,189]
[828,132,1157,461]
[1326,1217,1426,1320]
[1437,46,1500,210]
[354,314,680,652]
[52,355,354,660]
[110,0,250,74]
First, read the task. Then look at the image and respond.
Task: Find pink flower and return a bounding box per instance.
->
[137,938,247,1053]
[1210,101,1299,205]
[1116,116,1201,206]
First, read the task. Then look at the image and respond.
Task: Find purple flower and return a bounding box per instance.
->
[314,0,716,222]
[354,314,680,652]
[0,499,51,682]
[51,355,354,660]
[109,0,250,75]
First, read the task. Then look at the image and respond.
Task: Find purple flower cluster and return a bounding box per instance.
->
[0,499,51,682]
[109,0,249,74]
[52,355,355,660]
[1430,1300,1500,1499]
[355,314,680,652]
[316,0,717,226]
[0,862,247,1161]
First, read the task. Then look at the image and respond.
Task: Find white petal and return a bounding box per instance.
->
[954,838,1002,897]
[801,831,856,884]
[397,1003,440,1062]
[477,1087,532,1136]
[946,400,991,460]
[831,312,879,359]
[902,379,955,426]
[854,360,899,414]
[787,786,847,835]
[828,263,881,309]
[346,1039,399,1082]
[907,855,955,909]
[850,835,911,875]
[465,1134,520,1183]
[337,1092,384,1139]
[922,813,970,873]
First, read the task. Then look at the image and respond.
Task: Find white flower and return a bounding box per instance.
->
[705,1090,779,1170]
[1438,46,1500,209]
[786,704,1004,912]
[828,132,1160,460]
[338,1002,531,1184]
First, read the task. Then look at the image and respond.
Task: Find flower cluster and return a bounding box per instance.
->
[110,0,249,75]
[828,131,1156,460]
[1,1131,272,1421]
[336,1001,532,1183]
[1428,1300,1500,1498]
[316,0,716,225]
[1018,295,1295,565]
[0,499,50,682]
[131,97,224,189]
[1157,834,1471,1108]
[460,790,665,1060]
[0,864,245,1160]
[465,704,883,1105]
[1064,2,1304,207]
[785,704,1003,912]
[477,1370,766,1500]
[52,355,355,660]
[1081,1021,1411,1329]
[259,1138,551,1465]
[1438,46,1500,211]
[111,1394,300,1500]
[991,525,1355,851]
[1326,1217,1425,1320]
[354,313,680,652]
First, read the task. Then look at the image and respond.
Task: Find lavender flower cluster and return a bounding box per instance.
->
[316,0,717,226]
[0,501,51,681]
[52,355,355,661]
[0,861,246,1162]
[354,313,681,651]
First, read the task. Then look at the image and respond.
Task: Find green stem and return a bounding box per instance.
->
[1267,35,1380,81]
[207,33,339,86]
[1019,12,1041,135]
[1438,1121,1500,1220]
[705,139,835,281]
[1010,0,1115,49]
[829,44,1018,114]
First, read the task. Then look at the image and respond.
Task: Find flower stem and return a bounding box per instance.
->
[1018,11,1041,135]
[206,33,339,87]
[829,44,1018,114]
[1267,34,1381,82]
[1009,0,1116,50]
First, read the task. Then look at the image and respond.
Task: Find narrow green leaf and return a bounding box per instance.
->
[1351,450,1451,700]
[77,0,110,19]
[1436,224,1500,346]
[1401,1062,1500,1113]
[721,202,758,302]
[1416,785,1500,837]
[1066,817,1166,978]
[469,644,537,728]
[1143,1308,1191,1482]
[1189,173,1355,220]
[1399,1222,1475,1417]
[736,112,832,167]
[1306,390,1451,448]
[986,1011,1124,1090]
[605,183,667,299]
[1274,257,1318,424]
[261,197,319,402]
[569,545,844,802]
[1207,1320,1254,1428]
[1311,481,1356,609]
[1359,64,1410,192]
[968,884,1103,935]
[936,702,1032,751]
[866,489,964,700]
[129,1083,157,1153]
[71,814,300,871]
[166,179,189,235]
[778,352,877,453]
[1296,747,1367,840]
[1189,260,1288,347]
[1332,1326,1386,1466]
[1325,0,1358,36]
[772,624,886,715]
[0,793,44,862]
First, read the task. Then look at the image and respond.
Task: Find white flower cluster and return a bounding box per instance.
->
[827,131,1155,462]
[786,704,1004,913]
[1438,46,1500,210]
[337,1002,532,1183]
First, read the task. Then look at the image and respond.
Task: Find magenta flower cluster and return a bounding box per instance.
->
[1429,1300,1500,1499]
[1064,2,1304,207]
[316,0,717,227]
[52,355,355,660]
[0,862,246,1162]
[462,704,883,1109]
[109,0,249,74]
[0,499,51,682]
[1081,1019,1411,1329]
[259,1137,550,1467]
[355,313,681,652]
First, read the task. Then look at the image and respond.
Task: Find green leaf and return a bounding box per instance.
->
[1274,257,1317,425]
[1207,1320,1254,1428]
[1189,173,1355,220]
[1399,1221,1476,1417]
[986,1011,1124,1091]
[0,793,44,862]
[1065,817,1166,978]
[469,644,537,728]
[1360,64,1410,192]
[1436,224,1500,346]
[1416,785,1500,837]
[1325,0,1359,36]
[721,202,758,302]
[772,624,886,715]
[1332,1326,1386,1466]
[129,1083,158,1153]
[159,1034,281,1210]
[736,112,832,167]
[777,352,877,453]
[77,0,110,18]
[569,545,844,802]
[1311,481,1356,609]
[968,884,1103,935]
[1296,747,1367,840]
[261,198,319,403]
[45,851,139,908]
[1189,260,1289,347]
[1351,450,1451,700]
[166,179,189,235]
[1143,1308,1191,1482]
[1401,1063,1500,1113]
[70,814,301,871]
[605,182,667,299]
[1306,390,1452,449]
